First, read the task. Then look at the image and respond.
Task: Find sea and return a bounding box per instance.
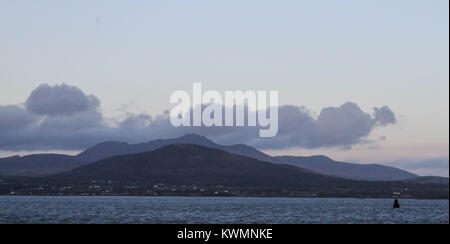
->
[0,196,447,224]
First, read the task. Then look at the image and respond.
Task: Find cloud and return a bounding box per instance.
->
[373,106,396,126]
[25,83,100,116]
[0,105,37,132]
[0,84,397,151]
[118,114,153,129]
[194,102,397,150]
[39,110,103,131]
[315,103,374,148]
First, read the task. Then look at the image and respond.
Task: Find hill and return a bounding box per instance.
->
[76,134,418,181]
[60,144,342,188]
[76,133,274,163]
[0,144,444,199]
[275,155,417,181]
[0,134,419,181]
[0,154,82,176]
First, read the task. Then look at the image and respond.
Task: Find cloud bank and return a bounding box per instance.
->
[0,84,397,151]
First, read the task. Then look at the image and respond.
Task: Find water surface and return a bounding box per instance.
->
[0,196,447,224]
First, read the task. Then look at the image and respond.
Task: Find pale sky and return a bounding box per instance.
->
[0,1,448,169]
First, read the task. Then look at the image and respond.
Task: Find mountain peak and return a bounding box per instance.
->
[176,133,215,144]
[93,141,129,147]
[61,143,335,188]
[152,143,225,155]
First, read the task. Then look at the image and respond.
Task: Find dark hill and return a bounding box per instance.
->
[1,144,447,199]
[0,134,418,181]
[60,144,348,188]
[76,133,274,164]
[275,155,417,181]
[76,134,417,181]
[0,154,82,176]
[404,176,449,185]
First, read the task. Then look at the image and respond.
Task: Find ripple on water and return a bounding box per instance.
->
[0,196,447,224]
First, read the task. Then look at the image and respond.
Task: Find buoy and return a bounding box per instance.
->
[393,198,400,208]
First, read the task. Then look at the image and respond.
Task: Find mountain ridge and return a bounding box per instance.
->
[58,144,342,188]
[0,154,82,176]
[1,144,445,199]
[75,133,418,181]
[275,155,417,181]
[0,133,419,181]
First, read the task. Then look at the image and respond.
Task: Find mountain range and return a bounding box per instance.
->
[1,143,447,199]
[0,134,420,181]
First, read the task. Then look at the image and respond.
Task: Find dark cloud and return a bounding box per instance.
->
[190,102,396,150]
[25,83,100,116]
[39,110,103,131]
[0,105,37,132]
[118,114,153,129]
[0,84,397,151]
[373,106,397,126]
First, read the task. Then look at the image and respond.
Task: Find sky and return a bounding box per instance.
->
[0,1,448,176]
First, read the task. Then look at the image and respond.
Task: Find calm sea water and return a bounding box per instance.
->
[0,196,447,224]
